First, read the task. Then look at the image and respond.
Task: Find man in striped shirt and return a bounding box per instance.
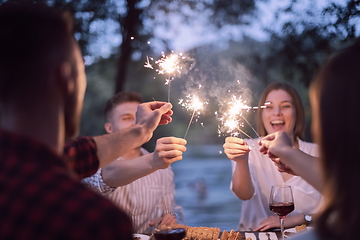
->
[83,91,187,234]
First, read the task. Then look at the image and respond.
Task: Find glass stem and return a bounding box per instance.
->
[280,217,285,240]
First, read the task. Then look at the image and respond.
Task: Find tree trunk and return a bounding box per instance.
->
[115,0,143,93]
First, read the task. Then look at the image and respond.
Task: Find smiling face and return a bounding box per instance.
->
[104,101,140,133]
[261,89,296,140]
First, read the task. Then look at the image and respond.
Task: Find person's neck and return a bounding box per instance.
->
[122,147,142,159]
[291,136,299,149]
[1,102,64,155]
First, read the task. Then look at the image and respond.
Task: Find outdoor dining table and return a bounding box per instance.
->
[228,231,280,240]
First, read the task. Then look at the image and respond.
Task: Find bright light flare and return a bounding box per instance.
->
[156,52,184,75]
[179,94,206,114]
[217,95,258,138]
[180,93,208,139]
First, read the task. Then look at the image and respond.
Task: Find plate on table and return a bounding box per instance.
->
[133,233,150,240]
[284,226,312,238]
[244,232,278,240]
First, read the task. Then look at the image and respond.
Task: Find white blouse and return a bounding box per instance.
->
[231,138,323,231]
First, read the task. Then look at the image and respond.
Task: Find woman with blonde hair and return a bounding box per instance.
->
[260,40,360,240]
[223,82,322,231]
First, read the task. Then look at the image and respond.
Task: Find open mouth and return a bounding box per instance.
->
[271,120,285,132]
[271,120,285,126]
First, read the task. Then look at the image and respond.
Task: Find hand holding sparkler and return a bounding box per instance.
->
[136,101,173,142]
[223,137,251,162]
[152,136,187,169]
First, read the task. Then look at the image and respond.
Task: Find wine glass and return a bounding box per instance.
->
[153,204,186,240]
[269,185,295,240]
[174,205,186,225]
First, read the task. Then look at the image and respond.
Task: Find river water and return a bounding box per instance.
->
[171,144,242,231]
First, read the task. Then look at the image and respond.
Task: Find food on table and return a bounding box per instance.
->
[154,224,243,240]
[219,229,242,240]
[184,226,220,240]
[295,224,307,232]
[284,224,307,237]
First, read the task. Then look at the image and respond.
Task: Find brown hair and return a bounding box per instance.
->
[104,91,143,122]
[256,82,305,140]
[312,40,360,240]
[0,2,74,103]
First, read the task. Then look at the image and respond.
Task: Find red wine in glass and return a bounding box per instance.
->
[153,228,186,240]
[269,185,295,240]
[270,202,295,217]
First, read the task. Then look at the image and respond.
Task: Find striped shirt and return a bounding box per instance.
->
[82,148,175,235]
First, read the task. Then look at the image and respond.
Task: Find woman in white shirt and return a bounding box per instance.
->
[223,82,322,231]
[260,40,360,240]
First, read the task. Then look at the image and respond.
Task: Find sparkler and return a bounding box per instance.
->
[217,95,265,138]
[179,90,207,139]
[145,51,194,103]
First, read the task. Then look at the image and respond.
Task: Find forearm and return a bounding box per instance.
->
[102,153,158,187]
[93,125,150,168]
[284,214,308,228]
[278,148,323,192]
[231,159,254,200]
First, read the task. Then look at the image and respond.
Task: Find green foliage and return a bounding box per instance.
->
[80,57,117,136]
[265,0,360,87]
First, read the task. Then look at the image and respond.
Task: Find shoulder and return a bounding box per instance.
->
[298,139,317,147]
[29,169,132,238]
[298,139,319,157]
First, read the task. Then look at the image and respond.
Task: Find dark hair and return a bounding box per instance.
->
[256,82,305,139]
[312,40,360,240]
[104,91,143,122]
[0,2,74,102]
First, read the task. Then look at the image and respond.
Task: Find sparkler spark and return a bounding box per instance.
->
[217,95,262,138]
[144,56,153,69]
[157,52,183,102]
[144,51,195,103]
[155,52,184,75]
[180,93,207,139]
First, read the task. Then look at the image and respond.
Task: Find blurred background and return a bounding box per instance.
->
[2,0,359,229]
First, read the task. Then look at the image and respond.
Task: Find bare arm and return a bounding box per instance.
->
[254,214,308,231]
[102,137,187,187]
[223,137,254,200]
[259,132,323,192]
[94,101,173,168]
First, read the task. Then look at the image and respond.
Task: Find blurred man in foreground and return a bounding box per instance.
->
[0,2,173,239]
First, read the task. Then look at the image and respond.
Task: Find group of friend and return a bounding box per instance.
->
[0,2,359,240]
